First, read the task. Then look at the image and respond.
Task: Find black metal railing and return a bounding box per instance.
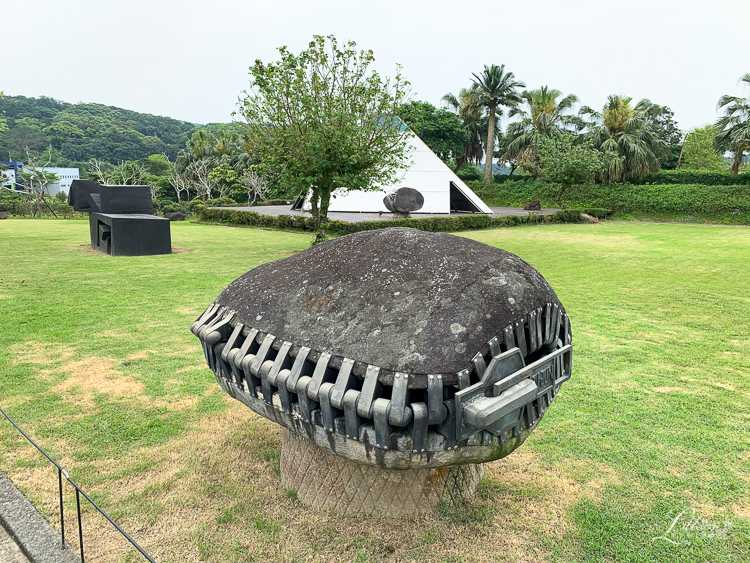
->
[0,405,156,563]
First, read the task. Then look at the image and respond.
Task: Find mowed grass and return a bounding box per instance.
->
[0,218,748,563]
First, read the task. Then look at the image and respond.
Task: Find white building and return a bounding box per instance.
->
[35,167,80,196]
[296,133,492,215]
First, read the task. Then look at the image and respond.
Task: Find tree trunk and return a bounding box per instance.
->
[310,191,320,228]
[675,142,685,169]
[730,150,743,175]
[453,155,467,174]
[483,106,496,184]
[311,187,332,246]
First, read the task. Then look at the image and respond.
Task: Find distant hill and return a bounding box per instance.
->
[0,95,198,166]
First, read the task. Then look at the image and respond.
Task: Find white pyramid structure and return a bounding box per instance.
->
[297,132,493,215]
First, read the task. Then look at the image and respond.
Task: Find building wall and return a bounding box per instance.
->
[37,167,80,196]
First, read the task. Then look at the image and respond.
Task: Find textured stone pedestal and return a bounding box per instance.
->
[280,429,484,516]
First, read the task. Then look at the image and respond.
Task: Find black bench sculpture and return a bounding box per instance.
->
[68,180,171,256]
[191,228,572,515]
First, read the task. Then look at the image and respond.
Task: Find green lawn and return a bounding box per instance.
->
[0,218,748,563]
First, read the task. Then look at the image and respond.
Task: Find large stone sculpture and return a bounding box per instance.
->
[191,228,572,515]
[383,187,424,217]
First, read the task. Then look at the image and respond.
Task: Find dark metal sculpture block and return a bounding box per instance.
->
[69,180,153,214]
[89,213,171,256]
[70,179,170,256]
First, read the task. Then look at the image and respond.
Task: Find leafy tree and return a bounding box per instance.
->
[398,100,467,162]
[520,132,617,204]
[208,162,243,199]
[238,35,411,239]
[175,127,252,180]
[715,73,750,175]
[680,126,726,171]
[441,88,486,172]
[466,64,525,183]
[579,95,668,183]
[504,86,581,166]
[138,153,172,176]
[640,102,683,169]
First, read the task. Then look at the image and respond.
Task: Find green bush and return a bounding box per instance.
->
[0,194,79,218]
[631,170,750,186]
[186,198,238,213]
[0,191,24,213]
[205,197,239,208]
[491,174,536,184]
[161,201,191,214]
[465,179,552,208]
[466,181,750,216]
[456,164,482,181]
[197,207,609,234]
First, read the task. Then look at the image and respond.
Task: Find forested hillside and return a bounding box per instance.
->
[0,95,197,166]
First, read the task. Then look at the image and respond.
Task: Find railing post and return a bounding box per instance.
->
[58,468,65,548]
[76,488,84,563]
[2,405,156,562]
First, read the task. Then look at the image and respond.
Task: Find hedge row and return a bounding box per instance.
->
[465,181,750,215]
[197,207,609,233]
[488,169,750,186]
[631,170,750,186]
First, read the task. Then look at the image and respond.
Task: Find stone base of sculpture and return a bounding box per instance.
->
[280,429,484,516]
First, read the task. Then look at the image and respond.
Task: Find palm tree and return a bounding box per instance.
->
[175,130,212,174]
[504,86,582,162]
[467,65,525,183]
[441,88,486,173]
[715,73,750,175]
[578,95,667,183]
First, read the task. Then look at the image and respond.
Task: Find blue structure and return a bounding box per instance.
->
[0,161,24,189]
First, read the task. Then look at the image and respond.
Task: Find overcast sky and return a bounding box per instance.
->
[4,0,749,132]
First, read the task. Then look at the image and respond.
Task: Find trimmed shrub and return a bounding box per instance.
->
[205,197,239,208]
[466,181,750,216]
[197,207,609,234]
[631,170,750,186]
[161,201,191,214]
[491,174,536,184]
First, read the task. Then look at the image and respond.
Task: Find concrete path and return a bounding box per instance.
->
[0,470,80,563]
[0,523,30,563]
[213,205,559,222]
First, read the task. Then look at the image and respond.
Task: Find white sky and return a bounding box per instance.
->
[3,0,749,132]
